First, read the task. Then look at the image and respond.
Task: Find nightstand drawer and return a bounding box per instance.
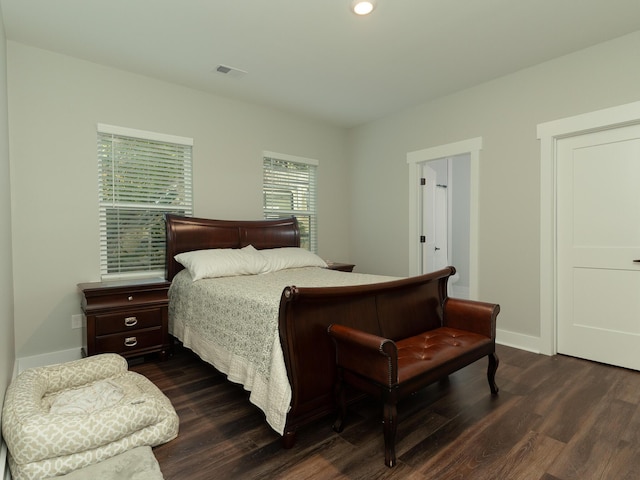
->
[95,308,162,335]
[96,328,163,354]
[82,289,168,312]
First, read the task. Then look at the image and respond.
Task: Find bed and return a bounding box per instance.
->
[164,214,473,447]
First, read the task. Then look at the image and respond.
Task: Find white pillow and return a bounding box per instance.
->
[260,247,327,273]
[175,245,268,281]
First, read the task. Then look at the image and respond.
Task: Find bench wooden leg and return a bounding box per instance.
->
[487,352,499,395]
[382,400,398,467]
[332,367,347,433]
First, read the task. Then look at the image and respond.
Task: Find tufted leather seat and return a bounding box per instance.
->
[396,327,493,386]
[328,307,499,467]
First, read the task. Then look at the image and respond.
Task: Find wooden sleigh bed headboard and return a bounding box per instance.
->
[164,214,300,281]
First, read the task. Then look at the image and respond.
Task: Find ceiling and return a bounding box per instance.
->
[2,0,639,128]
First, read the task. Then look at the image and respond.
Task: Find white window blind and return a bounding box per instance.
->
[98,124,193,279]
[263,152,318,252]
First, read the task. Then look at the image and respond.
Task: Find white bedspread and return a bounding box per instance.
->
[168,267,397,434]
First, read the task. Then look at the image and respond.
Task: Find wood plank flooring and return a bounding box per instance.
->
[130,344,640,479]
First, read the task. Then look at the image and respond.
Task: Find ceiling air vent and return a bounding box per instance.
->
[213,64,247,78]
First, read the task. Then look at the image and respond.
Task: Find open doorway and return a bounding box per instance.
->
[422,154,470,298]
[407,137,481,300]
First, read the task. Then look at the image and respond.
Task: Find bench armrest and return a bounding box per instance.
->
[328,324,397,387]
[443,297,500,339]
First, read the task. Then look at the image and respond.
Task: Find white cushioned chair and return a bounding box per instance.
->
[2,354,179,480]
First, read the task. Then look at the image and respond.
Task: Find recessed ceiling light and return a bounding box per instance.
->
[351,0,376,15]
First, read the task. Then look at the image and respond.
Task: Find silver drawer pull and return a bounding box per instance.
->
[127,296,133,301]
[124,316,138,327]
[124,337,138,347]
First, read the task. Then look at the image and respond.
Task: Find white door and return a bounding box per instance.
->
[421,161,449,274]
[422,163,438,273]
[557,123,640,370]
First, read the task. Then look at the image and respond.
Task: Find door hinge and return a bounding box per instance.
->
[420,235,426,243]
[420,178,426,186]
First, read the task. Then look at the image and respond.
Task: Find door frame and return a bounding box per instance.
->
[537,100,640,356]
[407,137,481,299]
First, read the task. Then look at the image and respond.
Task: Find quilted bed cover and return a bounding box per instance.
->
[168,266,396,434]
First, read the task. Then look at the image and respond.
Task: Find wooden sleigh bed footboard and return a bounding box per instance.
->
[277,269,470,446]
[164,214,498,448]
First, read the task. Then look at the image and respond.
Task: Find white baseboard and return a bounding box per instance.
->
[1,362,17,480]
[496,328,544,354]
[16,348,83,374]
[1,439,8,480]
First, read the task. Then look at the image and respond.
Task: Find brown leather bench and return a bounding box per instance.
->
[328,295,500,467]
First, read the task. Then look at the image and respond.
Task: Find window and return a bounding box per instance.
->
[97,124,193,279]
[263,152,318,252]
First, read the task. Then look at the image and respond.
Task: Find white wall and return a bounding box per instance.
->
[348,31,640,349]
[0,4,16,476]
[7,42,351,358]
[7,29,640,359]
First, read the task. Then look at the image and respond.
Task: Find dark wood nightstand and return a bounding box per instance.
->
[78,278,171,360]
[326,262,356,272]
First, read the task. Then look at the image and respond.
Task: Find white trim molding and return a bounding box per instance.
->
[537,100,640,356]
[496,329,543,354]
[17,348,83,373]
[1,361,18,480]
[263,150,319,166]
[97,123,193,146]
[1,438,7,480]
[407,137,482,299]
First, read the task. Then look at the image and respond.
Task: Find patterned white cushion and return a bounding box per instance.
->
[56,446,163,480]
[1,354,179,480]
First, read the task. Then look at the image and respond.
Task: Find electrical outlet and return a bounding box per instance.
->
[71,314,83,329]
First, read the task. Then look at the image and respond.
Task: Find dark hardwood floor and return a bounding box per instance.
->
[130,343,640,480]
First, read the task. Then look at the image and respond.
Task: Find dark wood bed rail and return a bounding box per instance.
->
[277,267,459,444]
